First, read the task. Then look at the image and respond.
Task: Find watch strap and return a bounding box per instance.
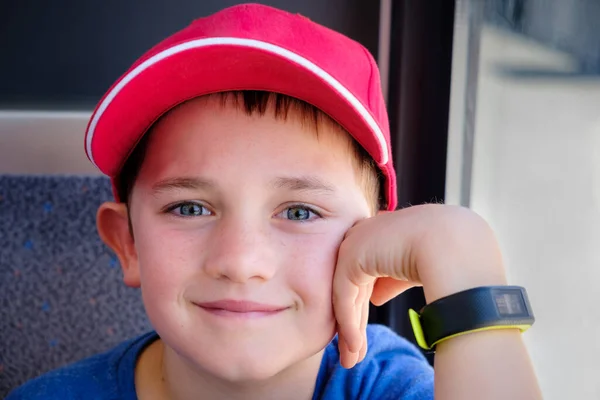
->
[409,286,535,350]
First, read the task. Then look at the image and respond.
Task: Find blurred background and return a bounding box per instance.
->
[1,0,598,398]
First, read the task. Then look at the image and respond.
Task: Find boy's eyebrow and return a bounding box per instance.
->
[270,176,337,194]
[151,176,336,195]
[151,177,216,194]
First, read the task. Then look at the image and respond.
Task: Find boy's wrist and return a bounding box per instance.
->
[410,206,508,304]
[410,285,534,351]
[422,265,508,304]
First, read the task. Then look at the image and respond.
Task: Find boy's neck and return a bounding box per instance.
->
[135,338,323,400]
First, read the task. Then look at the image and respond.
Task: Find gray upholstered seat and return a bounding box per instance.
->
[0,176,151,398]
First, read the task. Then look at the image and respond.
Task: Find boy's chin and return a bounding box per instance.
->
[160,316,338,384]
[198,347,326,384]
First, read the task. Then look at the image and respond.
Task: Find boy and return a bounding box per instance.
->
[7,3,542,399]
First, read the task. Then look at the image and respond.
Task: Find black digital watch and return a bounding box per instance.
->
[409,286,535,351]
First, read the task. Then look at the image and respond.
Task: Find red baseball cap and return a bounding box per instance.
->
[84,3,397,210]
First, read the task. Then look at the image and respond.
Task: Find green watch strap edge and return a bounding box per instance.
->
[408,308,431,350]
[409,307,533,350]
[429,324,532,348]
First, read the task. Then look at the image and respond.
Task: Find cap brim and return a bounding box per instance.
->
[85,38,396,209]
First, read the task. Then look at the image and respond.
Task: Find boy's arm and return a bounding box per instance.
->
[417,213,542,399]
[333,204,543,400]
[421,250,541,399]
[434,326,540,398]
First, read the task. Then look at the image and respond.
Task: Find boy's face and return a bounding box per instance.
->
[103,96,372,382]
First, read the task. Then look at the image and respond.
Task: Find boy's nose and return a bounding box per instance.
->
[202,218,278,283]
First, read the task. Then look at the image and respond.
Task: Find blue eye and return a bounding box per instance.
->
[169,202,211,217]
[283,205,320,221]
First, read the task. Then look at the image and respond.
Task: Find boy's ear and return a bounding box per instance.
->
[96,202,141,288]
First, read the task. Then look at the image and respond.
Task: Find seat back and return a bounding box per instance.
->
[0,176,151,398]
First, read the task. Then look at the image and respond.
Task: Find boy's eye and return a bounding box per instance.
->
[168,202,212,217]
[280,205,321,221]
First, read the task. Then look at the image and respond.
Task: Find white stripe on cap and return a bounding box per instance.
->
[85,37,388,168]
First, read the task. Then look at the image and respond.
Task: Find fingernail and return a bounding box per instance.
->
[348,351,359,368]
[349,336,362,354]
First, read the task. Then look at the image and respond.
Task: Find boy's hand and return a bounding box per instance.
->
[333,204,508,368]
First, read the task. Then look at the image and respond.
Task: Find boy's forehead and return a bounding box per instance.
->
[165,94,345,129]
[150,94,355,153]
[140,94,358,179]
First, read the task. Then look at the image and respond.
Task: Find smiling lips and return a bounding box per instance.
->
[195,300,289,318]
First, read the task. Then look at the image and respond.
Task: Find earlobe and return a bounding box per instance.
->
[96,202,141,288]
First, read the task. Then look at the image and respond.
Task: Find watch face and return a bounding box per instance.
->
[493,290,529,318]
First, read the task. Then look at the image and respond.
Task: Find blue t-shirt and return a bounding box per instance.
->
[6,324,433,399]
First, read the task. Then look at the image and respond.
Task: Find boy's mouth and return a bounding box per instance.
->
[194,299,289,318]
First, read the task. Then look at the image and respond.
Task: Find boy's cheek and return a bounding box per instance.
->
[284,235,340,305]
[134,233,197,292]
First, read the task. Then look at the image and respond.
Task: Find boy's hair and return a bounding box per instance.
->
[116,91,383,214]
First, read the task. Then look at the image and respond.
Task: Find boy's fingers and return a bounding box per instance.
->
[333,261,373,353]
[337,282,372,368]
[359,284,371,334]
[338,330,359,369]
[332,282,362,353]
[342,349,359,369]
[370,277,420,306]
[358,331,368,364]
[357,294,370,363]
